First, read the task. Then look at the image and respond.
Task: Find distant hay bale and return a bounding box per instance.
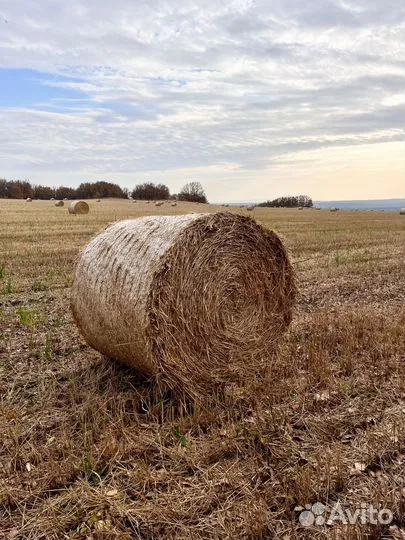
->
[146,201,150,204]
[298,206,303,210]
[171,202,177,207]
[68,201,90,215]
[155,201,164,207]
[400,208,405,215]
[55,200,64,207]
[26,197,32,202]
[246,206,255,211]
[330,207,339,212]
[71,212,297,398]
[96,199,101,203]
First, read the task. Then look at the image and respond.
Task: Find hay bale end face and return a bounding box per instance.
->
[71,212,296,397]
[68,201,90,215]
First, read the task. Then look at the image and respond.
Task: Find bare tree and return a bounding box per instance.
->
[178,182,207,203]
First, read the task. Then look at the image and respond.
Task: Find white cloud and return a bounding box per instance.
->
[0,0,404,200]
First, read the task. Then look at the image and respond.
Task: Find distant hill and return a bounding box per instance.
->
[220,199,405,211]
[314,199,405,212]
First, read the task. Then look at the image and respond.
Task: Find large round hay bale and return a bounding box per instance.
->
[400,208,405,215]
[55,200,64,207]
[71,213,296,397]
[26,197,32,202]
[68,201,90,215]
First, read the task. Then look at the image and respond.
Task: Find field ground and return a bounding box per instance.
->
[0,198,404,539]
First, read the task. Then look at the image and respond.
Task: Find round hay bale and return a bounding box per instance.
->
[71,212,296,397]
[171,202,177,207]
[55,200,64,207]
[68,201,90,215]
[400,208,405,215]
[155,201,164,207]
[246,206,255,211]
[26,197,32,202]
[330,207,339,212]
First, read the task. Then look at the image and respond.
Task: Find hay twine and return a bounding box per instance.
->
[71,212,297,398]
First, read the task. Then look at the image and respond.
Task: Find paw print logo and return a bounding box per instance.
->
[299,502,326,526]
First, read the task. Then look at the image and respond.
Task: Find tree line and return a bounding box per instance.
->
[0,179,129,200]
[132,181,207,203]
[0,179,208,203]
[257,195,313,208]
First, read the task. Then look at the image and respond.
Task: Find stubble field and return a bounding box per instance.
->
[0,198,404,539]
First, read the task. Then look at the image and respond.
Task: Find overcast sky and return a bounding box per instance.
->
[0,0,404,201]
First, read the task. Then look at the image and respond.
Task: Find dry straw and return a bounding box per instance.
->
[71,212,296,398]
[68,201,90,215]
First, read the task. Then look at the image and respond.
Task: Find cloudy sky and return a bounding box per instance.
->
[0,0,404,202]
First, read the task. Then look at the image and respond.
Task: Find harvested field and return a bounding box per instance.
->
[0,198,404,539]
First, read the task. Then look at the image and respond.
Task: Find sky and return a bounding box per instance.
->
[0,0,404,202]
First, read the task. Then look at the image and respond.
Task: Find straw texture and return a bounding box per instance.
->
[71,212,296,397]
[68,201,90,215]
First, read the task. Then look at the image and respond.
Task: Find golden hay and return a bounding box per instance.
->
[68,200,90,215]
[71,212,296,397]
[55,200,64,207]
